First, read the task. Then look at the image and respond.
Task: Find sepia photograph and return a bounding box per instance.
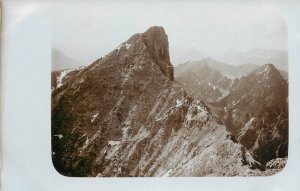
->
[50,1,288,177]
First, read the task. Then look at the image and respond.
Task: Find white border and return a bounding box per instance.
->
[1,1,300,191]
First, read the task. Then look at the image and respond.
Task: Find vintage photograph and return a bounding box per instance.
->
[51,1,288,177]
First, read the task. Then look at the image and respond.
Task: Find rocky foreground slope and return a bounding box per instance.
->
[51,27,286,177]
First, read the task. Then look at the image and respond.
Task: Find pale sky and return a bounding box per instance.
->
[8,0,288,66]
[51,0,288,66]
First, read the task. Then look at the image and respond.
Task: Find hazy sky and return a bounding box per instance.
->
[9,0,288,66]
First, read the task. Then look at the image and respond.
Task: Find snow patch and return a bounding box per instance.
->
[122,125,130,139]
[135,127,149,141]
[196,110,208,121]
[117,44,123,52]
[162,169,173,177]
[237,118,256,140]
[108,140,121,147]
[186,113,193,121]
[245,118,255,128]
[219,88,229,96]
[245,151,257,166]
[79,78,84,83]
[91,113,99,123]
[56,69,75,88]
[176,99,183,107]
[265,65,270,72]
[186,103,209,122]
[54,134,63,139]
[106,140,122,159]
[232,109,237,118]
[96,173,103,177]
[80,137,90,150]
[125,43,132,49]
[217,87,230,101]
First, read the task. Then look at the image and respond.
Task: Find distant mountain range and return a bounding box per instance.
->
[217,48,288,71]
[52,47,85,71]
[175,57,288,103]
[176,57,258,79]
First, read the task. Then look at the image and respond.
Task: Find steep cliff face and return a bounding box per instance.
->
[51,27,278,177]
[141,26,174,81]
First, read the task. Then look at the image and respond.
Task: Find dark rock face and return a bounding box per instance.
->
[141,26,174,81]
[51,27,268,177]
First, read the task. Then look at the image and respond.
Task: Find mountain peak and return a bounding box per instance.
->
[203,56,213,61]
[202,56,218,64]
[199,61,211,71]
[263,63,276,71]
[140,26,174,81]
[105,26,174,81]
[143,26,166,36]
[257,63,281,77]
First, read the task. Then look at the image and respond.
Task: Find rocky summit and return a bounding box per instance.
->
[51,26,287,177]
